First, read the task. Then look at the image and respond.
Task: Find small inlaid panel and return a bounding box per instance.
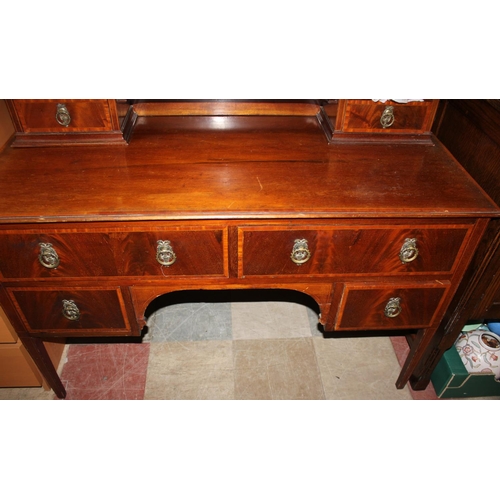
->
[239,225,471,277]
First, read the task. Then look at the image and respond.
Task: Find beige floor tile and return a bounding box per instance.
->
[313,336,413,400]
[231,301,313,340]
[233,338,325,399]
[144,341,234,399]
[0,386,55,400]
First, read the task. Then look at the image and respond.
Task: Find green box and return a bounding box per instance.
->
[431,345,500,398]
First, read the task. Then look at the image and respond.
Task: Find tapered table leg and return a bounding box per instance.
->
[20,335,66,399]
[396,328,434,390]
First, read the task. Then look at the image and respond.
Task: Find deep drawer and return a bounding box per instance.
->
[335,283,449,330]
[10,99,116,133]
[0,227,227,279]
[8,287,131,335]
[239,225,471,277]
[339,100,438,133]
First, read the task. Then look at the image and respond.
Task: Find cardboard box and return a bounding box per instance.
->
[432,343,500,398]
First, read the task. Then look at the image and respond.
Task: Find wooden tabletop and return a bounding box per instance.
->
[0,115,498,223]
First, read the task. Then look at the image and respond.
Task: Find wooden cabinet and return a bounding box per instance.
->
[0,99,497,398]
[0,99,14,150]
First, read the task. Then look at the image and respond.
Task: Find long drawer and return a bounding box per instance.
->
[0,226,228,279]
[239,224,472,277]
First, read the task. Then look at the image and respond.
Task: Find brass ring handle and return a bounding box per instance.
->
[55,103,71,127]
[62,299,80,321]
[384,297,402,318]
[380,106,395,128]
[291,239,311,265]
[39,243,60,269]
[156,240,177,266]
[399,238,419,264]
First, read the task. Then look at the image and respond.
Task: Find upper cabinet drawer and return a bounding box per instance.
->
[9,99,117,133]
[5,99,127,146]
[239,224,471,277]
[336,100,439,134]
[0,227,228,279]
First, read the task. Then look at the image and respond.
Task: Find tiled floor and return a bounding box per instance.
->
[0,290,445,400]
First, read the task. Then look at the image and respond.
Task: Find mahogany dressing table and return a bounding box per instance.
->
[0,99,498,399]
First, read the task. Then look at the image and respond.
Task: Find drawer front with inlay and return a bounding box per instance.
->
[239,225,471,277]
[339,100,438,134]
[335,283,449,330]
[10,99,115,133]
[8,287,131,335]
[0,227,228,279]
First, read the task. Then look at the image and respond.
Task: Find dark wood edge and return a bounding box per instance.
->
[0,131,15,153]
[121,106,138,143]
[107,99,121,130]
[4,100,23,132]
[316,107,335,143]
[431,100,448,136]
[435,99,500,147]
[444,223,500,333]
[328,132,435,145]
[335,100,347,130]
[9,130,128,148]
